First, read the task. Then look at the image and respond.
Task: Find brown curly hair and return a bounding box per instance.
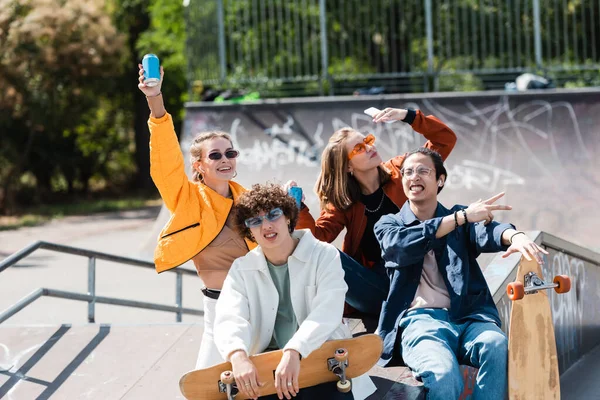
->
[232,183,299,241]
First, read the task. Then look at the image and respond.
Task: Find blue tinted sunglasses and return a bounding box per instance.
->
[244,208,284,228]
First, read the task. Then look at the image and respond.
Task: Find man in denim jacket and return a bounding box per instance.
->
[374,148,547,400]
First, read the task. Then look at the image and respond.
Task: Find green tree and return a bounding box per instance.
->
[0,0,126,211]
[110,0,187,190]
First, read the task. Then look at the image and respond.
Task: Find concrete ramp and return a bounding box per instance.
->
[0,324,427,400]
[0,324,201,400]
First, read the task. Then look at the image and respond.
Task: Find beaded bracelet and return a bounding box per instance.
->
[461,209,469,224]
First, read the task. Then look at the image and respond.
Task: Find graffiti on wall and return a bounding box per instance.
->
[188,96,593,179]
[185,92,600,250]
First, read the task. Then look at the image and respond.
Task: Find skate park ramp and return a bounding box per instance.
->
[2,89,600,399]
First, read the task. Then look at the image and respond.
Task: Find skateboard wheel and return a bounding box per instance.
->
[553,275,571,294]
[334,348,348,362]
[336,379,352,393]
[220,371,235,385]
[507,282,525,301]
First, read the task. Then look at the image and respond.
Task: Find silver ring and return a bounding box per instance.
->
[287,382,292,386]
[245,383,250,386]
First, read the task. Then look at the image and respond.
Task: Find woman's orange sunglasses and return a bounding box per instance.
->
[348,134,376,160]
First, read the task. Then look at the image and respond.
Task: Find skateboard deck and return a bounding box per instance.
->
[507,256,570,400]
[179,333,383,400]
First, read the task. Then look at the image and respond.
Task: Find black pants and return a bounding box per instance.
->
[260,381,354,400]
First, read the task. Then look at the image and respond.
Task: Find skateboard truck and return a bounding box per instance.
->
[328,348,352,392]
[507,272,571,301]
[218,371,238,400]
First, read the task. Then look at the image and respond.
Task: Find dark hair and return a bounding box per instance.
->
[399,147,448,193]
[232,183,299,241]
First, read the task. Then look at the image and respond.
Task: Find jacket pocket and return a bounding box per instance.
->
[160,222,200,239]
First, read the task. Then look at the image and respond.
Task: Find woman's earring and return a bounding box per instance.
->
[350,170,354,176]
[232,171,238,178]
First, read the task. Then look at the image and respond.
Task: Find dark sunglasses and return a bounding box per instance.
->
[244,208,284,228]
[207,149,240,161]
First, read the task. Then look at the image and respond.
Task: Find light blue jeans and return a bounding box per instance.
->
[399,308,507,400]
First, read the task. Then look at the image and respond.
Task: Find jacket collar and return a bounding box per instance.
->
[197,180,245,199]
[238,229,317,270]
[399,201,451,225]
[289,229,318,263]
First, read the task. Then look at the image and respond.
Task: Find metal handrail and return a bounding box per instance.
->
[0,241,203,324]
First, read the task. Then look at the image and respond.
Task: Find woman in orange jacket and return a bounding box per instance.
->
[291,108,457,318]
[138,65,256,369]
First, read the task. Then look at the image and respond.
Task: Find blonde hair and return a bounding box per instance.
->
[189,131,233,182]
[315,128,391,210]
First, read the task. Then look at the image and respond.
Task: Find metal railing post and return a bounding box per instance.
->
[532,0,543,69]
[425,0,434,92]
[88,256,96,323]
[176,271,183,322]
[217,0,227,83]
[0,288,45,324]
[318,0,331,95]
[0,241,203,323]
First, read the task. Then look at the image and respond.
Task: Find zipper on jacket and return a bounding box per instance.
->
[160,222,200,239]
[158,200,252,273]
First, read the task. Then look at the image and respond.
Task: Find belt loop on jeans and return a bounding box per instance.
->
[201,287,221,300]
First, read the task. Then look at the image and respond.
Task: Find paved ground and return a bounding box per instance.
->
[0,207,204,326]
[0,323,426,400]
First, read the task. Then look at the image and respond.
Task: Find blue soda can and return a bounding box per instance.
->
[288,186,303,209]
[142,54,160,87]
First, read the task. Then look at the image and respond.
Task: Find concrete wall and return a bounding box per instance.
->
[178,88,600,253]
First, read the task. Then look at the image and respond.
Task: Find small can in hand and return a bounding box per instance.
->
[288,186,303,210]
[142,54,160,87]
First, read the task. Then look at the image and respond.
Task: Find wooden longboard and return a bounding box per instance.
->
[508,257,560,400]
[179,334,383,400]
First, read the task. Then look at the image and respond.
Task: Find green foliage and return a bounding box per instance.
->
[137,0,188,121]
[187,0,600,96]
[0,0,189,214]
[0,0,130,212]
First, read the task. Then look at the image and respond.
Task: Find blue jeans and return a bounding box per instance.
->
[338,250,389,315]
[399,308,507,400]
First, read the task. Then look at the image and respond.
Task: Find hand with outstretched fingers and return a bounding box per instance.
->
[502,233,549,265]
[465,192,512,225]
[372,108,408,124]
[274,349,301,400]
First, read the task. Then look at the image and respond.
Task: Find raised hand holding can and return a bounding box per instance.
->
[142,54,161,87]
